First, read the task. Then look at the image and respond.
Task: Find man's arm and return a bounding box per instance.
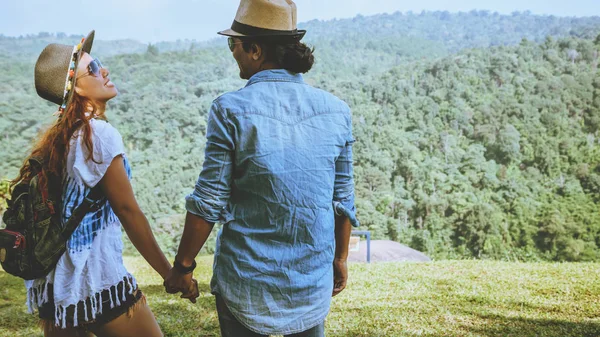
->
[333,215,352,296]
[164,101,234,302]
[163,212,214,302]
[176,212,215,267]
[332,119,359,296]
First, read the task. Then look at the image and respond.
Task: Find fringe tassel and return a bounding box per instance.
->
[72,302,78,327]
[83,298,88,322]
[42,282,49,303]
[114,284,122,307]
[121,277,127,302]
[26,289,34,314]
[54,305,60,328]
[36,286,43,306]
[31,276,137,329]
[126,276,134,296]
[115,291,121,307]
[26,281,49,314]
[61,305,67,329]
[90,291,97,320]
[109,286,115,309]
[97,292,103,316]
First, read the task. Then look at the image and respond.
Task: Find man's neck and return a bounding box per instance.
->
[251,62,281,77]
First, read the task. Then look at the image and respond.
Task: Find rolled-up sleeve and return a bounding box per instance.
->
[333,129,359,228]
[186,101,234,224]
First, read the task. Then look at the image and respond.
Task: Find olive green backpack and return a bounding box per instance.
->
[0,156,103,280]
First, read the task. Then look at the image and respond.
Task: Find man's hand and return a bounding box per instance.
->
[163,267,199,303]
[180,278,200,303]
[332,258,348,296]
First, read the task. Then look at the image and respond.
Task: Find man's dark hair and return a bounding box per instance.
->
[242,39,315,74]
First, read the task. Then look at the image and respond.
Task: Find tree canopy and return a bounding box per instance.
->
[1,11,599,261]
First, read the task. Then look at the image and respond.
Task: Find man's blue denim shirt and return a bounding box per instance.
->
[186,69,359,335]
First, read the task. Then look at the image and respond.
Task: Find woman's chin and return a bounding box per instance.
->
[107,87,119,99]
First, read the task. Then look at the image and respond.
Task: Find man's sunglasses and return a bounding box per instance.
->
[77,58,104,79]
[227,37,244,52]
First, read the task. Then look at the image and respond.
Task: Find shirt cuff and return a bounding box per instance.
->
[333,201,360,228]
[185,194,233,225]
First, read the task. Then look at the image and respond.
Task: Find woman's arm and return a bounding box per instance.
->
[98,155,171,279]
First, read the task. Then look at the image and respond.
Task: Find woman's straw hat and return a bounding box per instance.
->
[34,30,95,112]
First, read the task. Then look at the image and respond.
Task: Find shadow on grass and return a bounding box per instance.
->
[462,312,600,337]
[140,283,221,336]
[328,299,600,337]
[335,314,600,337]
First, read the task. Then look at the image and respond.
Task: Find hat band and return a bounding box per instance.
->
[59,39,84,112]
[231,20,300,36]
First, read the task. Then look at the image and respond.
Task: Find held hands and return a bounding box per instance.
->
[163,261,200,303]
[332,258,348,297]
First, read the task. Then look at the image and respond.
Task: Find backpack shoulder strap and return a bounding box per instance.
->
[60,184,105,240]
[28,156,44,175]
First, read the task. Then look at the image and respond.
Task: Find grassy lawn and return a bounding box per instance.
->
[1,257,599,336]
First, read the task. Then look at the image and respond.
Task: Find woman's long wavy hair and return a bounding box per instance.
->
[11,92,104,190]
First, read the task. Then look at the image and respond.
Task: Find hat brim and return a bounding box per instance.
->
[64,30,95,110]
[218,28,247,37]
[81,30,95,55]
[218,28,306,41]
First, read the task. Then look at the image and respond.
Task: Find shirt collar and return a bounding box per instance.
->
[245,69,305,87]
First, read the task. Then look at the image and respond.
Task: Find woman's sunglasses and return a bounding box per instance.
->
[77,58,104,79]
[227,37,244,52]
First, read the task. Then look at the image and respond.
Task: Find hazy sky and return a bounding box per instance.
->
[1,0,599,43]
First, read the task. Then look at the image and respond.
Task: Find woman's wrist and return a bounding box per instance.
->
[159,260,172,279]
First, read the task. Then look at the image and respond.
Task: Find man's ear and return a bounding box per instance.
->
[252,43,261,60]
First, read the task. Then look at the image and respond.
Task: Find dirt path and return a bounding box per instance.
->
[347,240,431,263]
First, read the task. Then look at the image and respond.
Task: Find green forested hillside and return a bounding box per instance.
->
[4,10,600,73]
[333,37,600,261]
[301,10,600,50]
[1,12,600,261]
[302,10,600,80]
[0,33,148,60]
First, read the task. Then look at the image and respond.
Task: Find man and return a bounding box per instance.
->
[164,1,359,336]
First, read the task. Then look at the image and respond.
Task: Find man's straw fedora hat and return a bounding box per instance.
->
[218,0,306,41]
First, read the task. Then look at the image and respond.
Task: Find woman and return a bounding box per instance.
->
[14,31,176,336]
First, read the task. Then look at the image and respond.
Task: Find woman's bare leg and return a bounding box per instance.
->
[43,323,94,337]
[88,300,162,337]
